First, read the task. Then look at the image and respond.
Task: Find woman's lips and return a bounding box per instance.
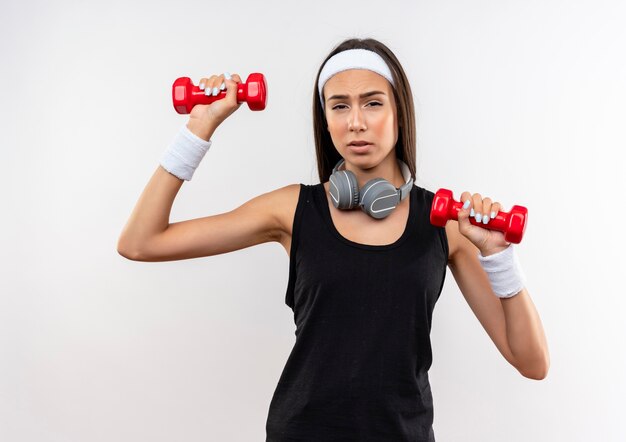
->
[348,143,372,153]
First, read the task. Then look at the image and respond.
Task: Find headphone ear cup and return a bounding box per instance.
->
[360,179,401,219]
[329,169,360,210]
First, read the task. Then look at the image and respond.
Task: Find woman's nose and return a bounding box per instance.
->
[348,108,367,131]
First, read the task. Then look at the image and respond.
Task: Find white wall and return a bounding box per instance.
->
[1,0,624,440]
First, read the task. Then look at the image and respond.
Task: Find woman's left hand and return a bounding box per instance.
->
[458,192,511,257]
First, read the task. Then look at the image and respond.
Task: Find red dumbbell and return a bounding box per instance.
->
[172,72,267,114]
[430,188,528,244]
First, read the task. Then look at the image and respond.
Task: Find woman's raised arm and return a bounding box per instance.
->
[117,72,299,261]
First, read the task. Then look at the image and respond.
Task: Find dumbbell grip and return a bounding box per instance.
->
[189,84,244,105]
[443,200,517,232]
[173,80,246,114]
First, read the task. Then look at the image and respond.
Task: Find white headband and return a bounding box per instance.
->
[318,48,395,108]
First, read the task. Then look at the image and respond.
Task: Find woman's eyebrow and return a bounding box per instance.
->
[326,91,386,102]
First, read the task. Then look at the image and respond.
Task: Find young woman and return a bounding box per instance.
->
[118,38,549,441]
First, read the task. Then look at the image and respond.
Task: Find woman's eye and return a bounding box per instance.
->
[332,102,382,110]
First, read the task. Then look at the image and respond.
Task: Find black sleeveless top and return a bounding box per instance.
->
[265,183,449,441]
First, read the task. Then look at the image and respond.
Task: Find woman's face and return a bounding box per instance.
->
[323,69,398,166]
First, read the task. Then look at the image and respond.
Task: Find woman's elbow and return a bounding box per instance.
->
[519,361,550,380]
[118,248,142,261]
[117,238,146,261]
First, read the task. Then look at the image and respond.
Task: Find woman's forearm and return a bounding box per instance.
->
[117,120,216,257]
[501,288,550,379]
[117,166,184,257]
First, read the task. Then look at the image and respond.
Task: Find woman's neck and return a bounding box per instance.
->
[343,156,405,189]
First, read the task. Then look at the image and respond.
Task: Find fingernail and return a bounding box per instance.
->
[475,213,482,223]
[204,87,212,96]
[470,208,475,217]
[491,211,496,219]
[463,200,470,210]
[224,72,232,80]
[212,87,219,96]
[482,214,489,224]
[199,82,205,90]
[220,82,225,90]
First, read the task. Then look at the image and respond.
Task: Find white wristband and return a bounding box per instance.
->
[159,124,212,181]
[477,245,527,298]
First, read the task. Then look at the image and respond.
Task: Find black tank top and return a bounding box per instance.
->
[265,182,449,441]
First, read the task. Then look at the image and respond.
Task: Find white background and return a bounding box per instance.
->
[1,0,624,440]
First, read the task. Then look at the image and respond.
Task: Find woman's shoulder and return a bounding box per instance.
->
[265,182,303,206]
[411,181,434,198]
[265,183,308,238]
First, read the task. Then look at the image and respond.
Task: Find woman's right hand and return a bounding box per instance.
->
[188,72,243,132]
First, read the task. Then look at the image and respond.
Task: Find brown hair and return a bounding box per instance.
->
[313,38,417,183]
